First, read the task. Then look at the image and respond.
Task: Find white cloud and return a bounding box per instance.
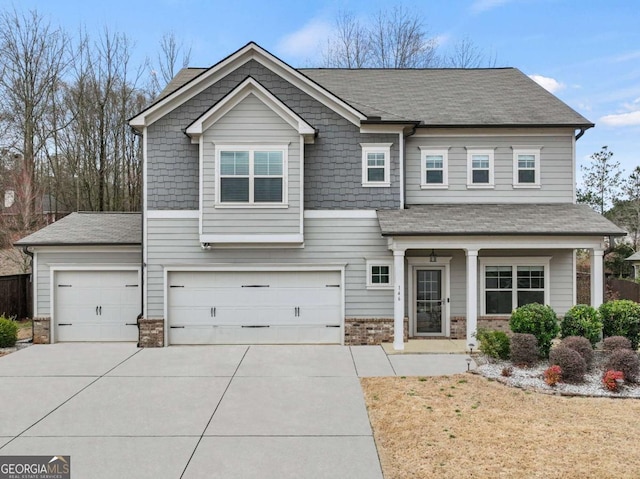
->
[600,110,640,127]
[470,0,512,13]
[528,74,565,93]
[432,34,450,48]
[276,19,332,61]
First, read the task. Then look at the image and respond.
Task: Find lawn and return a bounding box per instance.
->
[361,373,640,478]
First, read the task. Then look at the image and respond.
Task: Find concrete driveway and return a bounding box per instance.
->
[0,344,472,478]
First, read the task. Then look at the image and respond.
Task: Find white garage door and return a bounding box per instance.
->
[168,271,342,344]
[54,270,140,342]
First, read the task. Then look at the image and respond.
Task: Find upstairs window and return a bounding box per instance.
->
[218,147,286,205]
[419,147,448,189]
[361,143,392,187]
[467,149,494,188]
[513,147,541,188]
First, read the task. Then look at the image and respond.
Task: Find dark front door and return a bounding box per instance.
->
[416,269,443,335]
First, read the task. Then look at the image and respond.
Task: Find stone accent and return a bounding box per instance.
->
[32,317,50,344]
[344,318,409,345]
[138,318,164,348]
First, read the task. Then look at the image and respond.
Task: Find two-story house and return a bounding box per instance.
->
[17,42,624,349]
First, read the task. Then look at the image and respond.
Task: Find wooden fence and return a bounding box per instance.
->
[607,277,640,303]
[0,274,32,319]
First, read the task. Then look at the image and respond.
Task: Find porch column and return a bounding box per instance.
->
[393,249,406,351]
[465,249,479,347]
[591,248,604,308]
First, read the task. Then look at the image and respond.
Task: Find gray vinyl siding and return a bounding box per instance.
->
[405,133,574,204]
[201,94,301,235]
[146,59,400,211]
[146,216,393,318]
[34,250,141,316]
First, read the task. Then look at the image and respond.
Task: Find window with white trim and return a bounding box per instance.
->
[513,147,541,187]
[361,143,392,187]
[218,147,286,204]
[481,258,549,315]
[366,259,393,289]
[467,149,494,187]
[419,147,448,188]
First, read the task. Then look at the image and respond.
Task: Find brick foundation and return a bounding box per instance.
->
[32,317,50,344]
[344,318,409,345]
[450,316,467,339]
[138,318,164,347]
[478,316,512,334]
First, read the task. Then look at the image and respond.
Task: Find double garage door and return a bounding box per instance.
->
[168,271,342,344]
[54,270,140,342]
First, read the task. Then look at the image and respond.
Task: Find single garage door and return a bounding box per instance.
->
[54,270,140,342]
[168,270,342,344]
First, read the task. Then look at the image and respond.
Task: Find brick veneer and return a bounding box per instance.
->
[344,318,409,345]
[450,316,514,341]
[138,318,164,347]
[32,317,50,344]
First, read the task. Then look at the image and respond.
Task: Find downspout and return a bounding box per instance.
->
[21,246,34,338]
[131,127,144,346]
[575,128,586,141]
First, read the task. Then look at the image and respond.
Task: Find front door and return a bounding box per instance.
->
[415,268,444,335]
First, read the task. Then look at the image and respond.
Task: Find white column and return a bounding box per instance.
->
[393,249,406,351]
[466,249,479,347]
[591,248,604,308]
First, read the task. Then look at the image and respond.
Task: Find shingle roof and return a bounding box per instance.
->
[159,66,592,127]
[15,212,141,246]
[625,252,640,261]
[376,204,625,236]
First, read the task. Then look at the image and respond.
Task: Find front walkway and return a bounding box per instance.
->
[0,344,473,479]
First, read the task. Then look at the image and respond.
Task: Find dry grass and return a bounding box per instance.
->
[362,374,640,478]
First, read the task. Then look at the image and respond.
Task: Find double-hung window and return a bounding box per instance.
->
[481,258,550,315]
[419,147,448,188]
[467,149,494,188]
[218,147,286,205]
[361,143,392,187]
[513,147,541,188]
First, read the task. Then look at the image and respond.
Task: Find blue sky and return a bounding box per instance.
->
[2,0,639,183]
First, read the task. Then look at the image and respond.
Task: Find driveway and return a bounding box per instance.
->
[0,344,472,478]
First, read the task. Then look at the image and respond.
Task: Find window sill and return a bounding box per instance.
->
[466,185,495,189]
[214,203,289,209]
[513,184,541,189]
[366,284,394,290]
[362,183,391,188]
[420,184,448,190]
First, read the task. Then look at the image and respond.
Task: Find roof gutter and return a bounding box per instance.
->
[575,127,588,141]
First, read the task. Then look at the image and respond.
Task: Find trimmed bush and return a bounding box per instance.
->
[599,300,640,350]
[560,336,594,367]
[549,346,587,383]
[603,336,633,353]
[560,305,602,346]
[605,349,640,383]
[510,304,559,358]
[509,333,539,367]
[476,329,510,360]
[0,316,18,348]
[543,365,562,386]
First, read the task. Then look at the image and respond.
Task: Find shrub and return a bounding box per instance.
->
[560,305,602,346]
[560,336,594,367]
[543,365,562,386]
[604,349,640,383]
[475,329,510,360]
[509,333,539,367]
[599,300,640,350]
[549,346,587,383]
[602,370,624,391]
[510,304,559,358]
[603,336,633,353]
[501,366,513,377]
[0,316,18,348]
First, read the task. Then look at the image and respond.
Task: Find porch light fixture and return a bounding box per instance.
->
[429,249,437,262]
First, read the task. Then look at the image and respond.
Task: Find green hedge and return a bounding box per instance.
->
[509,303,559,358]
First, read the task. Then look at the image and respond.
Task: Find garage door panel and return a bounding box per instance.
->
[168,270,342,345]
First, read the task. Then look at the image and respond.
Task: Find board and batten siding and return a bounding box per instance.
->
[146,216,394,319]
[35,250,141,316]
[201,93,301,236]
[405,131,574,204]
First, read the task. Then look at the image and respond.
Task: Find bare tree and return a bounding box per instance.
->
[323,6,439,68]
[0,9,69,229]
[322,11,370,68]
[147,32,191,97]
[446,36,497,68]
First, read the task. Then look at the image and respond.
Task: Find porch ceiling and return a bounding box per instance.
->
[376,204,626,237]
